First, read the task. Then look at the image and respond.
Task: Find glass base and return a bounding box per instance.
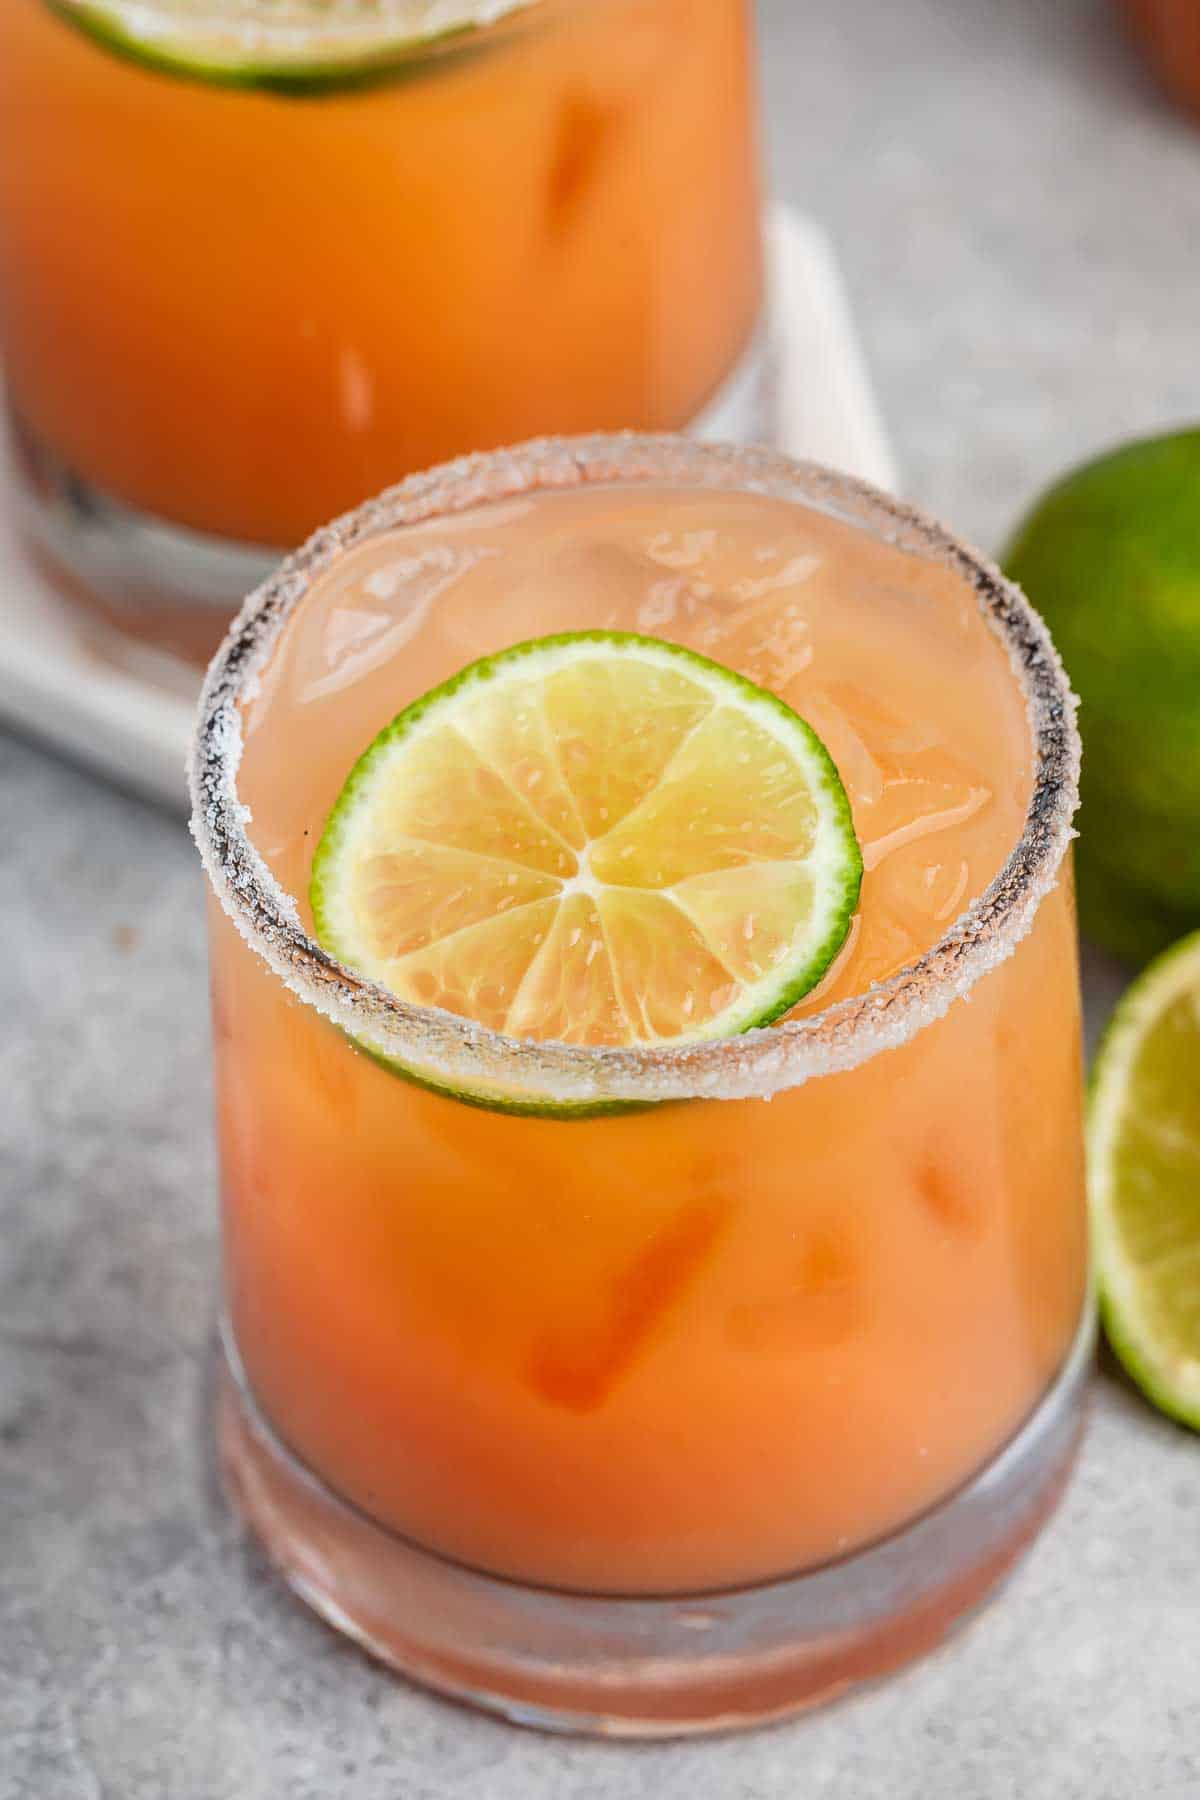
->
[6,404,282,673]
[217,1305,1093,1739]
[6,322,774,678]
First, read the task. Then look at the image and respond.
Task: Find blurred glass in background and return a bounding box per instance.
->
[0,0,765,667]
[1120,0,1200,118]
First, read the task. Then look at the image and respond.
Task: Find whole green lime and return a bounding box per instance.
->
[1004,429,1200,965]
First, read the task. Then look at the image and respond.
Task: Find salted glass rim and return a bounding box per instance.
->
[189,434,1080,1108]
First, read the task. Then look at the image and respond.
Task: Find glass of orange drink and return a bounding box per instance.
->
[0,1,763,666]
[190,435,1089,1734]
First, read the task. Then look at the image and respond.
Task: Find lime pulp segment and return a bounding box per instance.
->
[310,631,863,1107]
[1089,928,1200,1430]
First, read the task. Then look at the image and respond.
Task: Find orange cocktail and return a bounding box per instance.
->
[0,1,762,660]
[1121,0,1200,118]
[192,438,1088,1731]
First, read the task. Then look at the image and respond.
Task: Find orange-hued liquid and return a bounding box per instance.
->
[214,486,1087,1594]
[1121,0,1200,118]
[0,0,761,549]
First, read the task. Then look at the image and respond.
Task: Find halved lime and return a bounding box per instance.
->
[47,0,538,95]
[1089,929,1200,1430]
[311,631,862,1108]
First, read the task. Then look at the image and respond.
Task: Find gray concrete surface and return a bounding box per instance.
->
[4,0,1200,1793]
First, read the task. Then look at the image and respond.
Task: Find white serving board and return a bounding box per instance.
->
[0,205,898,814]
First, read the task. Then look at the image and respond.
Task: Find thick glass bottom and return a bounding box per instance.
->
[6,321,774,677]
[217,1305,1093,1739]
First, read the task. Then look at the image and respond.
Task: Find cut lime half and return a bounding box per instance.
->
[1089,929,1200,1430]
[311,631,863,1111]
[47,0,539,94]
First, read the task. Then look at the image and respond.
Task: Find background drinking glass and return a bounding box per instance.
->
[1119,0,1200,117]
[0,0,764,665]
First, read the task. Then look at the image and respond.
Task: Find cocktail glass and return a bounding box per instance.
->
[190,435,1089,1735]
[0,1,764,666]
[1119,0,1200,118]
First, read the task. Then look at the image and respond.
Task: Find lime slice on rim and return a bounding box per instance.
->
[47,0,538,94]
[1089,929,1200,1430]
[311,631,862,1113]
